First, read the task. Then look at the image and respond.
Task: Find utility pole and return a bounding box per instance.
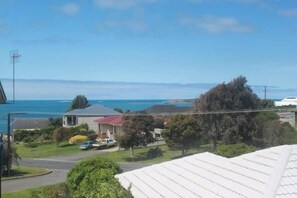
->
[10,50,21,103]
[264,86,267,100]
[6,112,26,177]
[7,113,11,177]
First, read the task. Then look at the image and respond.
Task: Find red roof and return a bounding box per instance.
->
[94,116,123,126]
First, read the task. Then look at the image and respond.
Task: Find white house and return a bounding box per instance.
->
[63,104,122,131]
[116,144,297,198]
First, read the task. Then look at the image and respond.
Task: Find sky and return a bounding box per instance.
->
[0,0,297,99]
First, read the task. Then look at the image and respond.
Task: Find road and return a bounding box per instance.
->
[2,147,151,193]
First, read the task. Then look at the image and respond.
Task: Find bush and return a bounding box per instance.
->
[87,132,98,141]
[23,136,34,143]
[215,143,257,158]
[24,142,39,148]
[67,158,130,198]
[67,158,121,191]
[69,135,87,144]
[42,183,71,198]
[76,169,133,198]
[147,147,163,158]
[29,183,70,198]
[53,127,71,146]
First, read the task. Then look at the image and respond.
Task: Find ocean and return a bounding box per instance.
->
[0,100,192,133]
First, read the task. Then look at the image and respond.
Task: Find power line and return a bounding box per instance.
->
[5,108,290,117]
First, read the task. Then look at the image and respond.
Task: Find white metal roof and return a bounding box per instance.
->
[116,145,297,198]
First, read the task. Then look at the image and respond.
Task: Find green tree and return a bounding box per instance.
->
[53,127,71,146]
[153,117,165,129]
[263,121,297,147]
[259,99,275,108]
[253,111,279,147]
[163,115,204,156]
[49,117,63,127]
[118,113,155,161]
[195,76,260,150]
[68,95,90,111]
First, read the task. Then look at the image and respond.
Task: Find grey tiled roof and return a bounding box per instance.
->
[64,104,122,116]
[14,118,51,130]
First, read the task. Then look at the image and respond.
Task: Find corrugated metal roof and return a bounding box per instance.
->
[116,145,297,198]
[64,104,122,116]
[94,116,123,126]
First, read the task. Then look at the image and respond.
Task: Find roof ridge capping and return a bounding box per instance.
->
[262,145,292,198]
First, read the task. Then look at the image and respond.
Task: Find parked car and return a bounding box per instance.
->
[79,141,94,150]
[93,138,117,149]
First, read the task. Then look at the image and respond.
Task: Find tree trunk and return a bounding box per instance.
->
[211,137,217,151]
[130,147,134,162]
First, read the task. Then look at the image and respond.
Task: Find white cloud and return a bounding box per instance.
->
[278,8,297,16]
[180,16,254,34]
[58,3,80,15]
[93,0,158,10]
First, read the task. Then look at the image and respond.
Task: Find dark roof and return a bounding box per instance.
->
[0,81,7,104]
[14,118,51,130]
[64,104,122,116]
[144,104,193,114]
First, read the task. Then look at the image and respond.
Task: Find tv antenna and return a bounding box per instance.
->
[10,50,21,103]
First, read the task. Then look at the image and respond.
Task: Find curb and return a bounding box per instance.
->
[1,169,53,181]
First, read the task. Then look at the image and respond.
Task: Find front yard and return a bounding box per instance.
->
[15,141,82,158]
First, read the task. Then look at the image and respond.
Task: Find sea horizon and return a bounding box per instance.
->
[0,99,192,133]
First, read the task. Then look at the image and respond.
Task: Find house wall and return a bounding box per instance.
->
[78,116,104,131]
[63,116,104,131]
[98,124,123,140]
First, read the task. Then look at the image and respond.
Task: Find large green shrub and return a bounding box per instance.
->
[147,147,163,158]
[67,158,130,198]
[76,169,132,198]
[215,143,257,158]
[67,158,121,190]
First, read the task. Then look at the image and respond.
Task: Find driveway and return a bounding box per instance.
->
[2,147,151,193]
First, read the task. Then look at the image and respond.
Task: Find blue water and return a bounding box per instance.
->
[0,100,192,133]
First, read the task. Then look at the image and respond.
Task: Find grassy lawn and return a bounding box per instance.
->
[2,183,67,198]
[4,145,212,197]
[1,166,49,180]
[100,144,212,164]
[2,188,36,198]
[15,141,82,158]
